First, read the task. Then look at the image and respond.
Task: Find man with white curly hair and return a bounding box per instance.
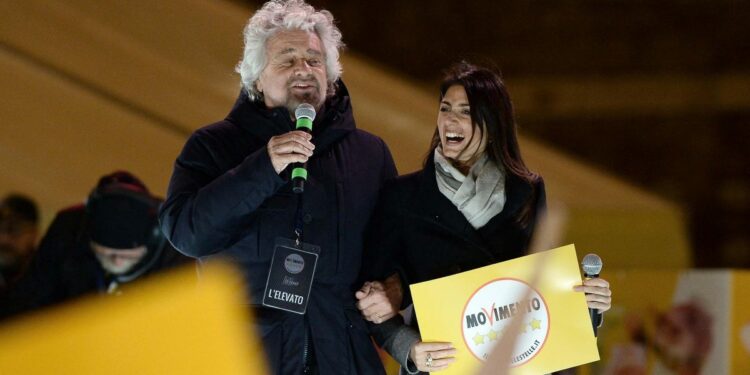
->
[160,1,395,374]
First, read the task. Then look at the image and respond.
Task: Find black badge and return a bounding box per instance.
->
[262,238,320,314]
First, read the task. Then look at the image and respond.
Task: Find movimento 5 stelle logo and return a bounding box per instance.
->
[461,278,550,366]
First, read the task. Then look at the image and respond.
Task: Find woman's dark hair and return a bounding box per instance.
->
[427,61,539,226]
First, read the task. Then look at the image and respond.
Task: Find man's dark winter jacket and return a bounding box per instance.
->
[159,84,396,374]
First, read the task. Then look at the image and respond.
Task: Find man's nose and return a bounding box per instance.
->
[293,60,313,75]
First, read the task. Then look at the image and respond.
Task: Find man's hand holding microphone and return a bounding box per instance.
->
[267,131,314,174]
[267,103,317,193]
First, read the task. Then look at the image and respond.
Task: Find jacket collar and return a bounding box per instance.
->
[412,153,534,250]
[225,80,354,154]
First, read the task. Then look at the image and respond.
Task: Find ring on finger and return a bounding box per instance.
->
[426,353,433,367]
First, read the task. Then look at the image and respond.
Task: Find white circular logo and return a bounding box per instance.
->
[284,253,305,274]
[461,278,549,366]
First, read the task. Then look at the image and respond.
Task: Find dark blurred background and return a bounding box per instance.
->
[292,0,750,268]
[0,1,747,372]
[1,1,746,269]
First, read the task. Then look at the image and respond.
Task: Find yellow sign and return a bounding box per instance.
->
[0,263,266,374]
[410,244,599,374]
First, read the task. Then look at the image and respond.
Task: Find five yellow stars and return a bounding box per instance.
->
[471,319,544,347]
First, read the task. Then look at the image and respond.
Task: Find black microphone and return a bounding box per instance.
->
[291,103,316,194]
[581,253,603,337]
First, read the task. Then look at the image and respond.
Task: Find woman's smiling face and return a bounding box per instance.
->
[437,85,487,165]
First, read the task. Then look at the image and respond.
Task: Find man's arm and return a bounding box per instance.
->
[158,131,286,257]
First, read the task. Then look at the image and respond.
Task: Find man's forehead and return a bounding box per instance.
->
[267,30,324,54]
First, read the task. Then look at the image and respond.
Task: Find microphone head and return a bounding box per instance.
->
[581,253,603,277]
[295,103,316,121]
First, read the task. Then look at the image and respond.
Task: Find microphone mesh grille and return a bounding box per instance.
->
[295,103,316,120]
[581,253,603,276]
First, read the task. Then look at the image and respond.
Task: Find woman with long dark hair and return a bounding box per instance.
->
[356,62,612,373]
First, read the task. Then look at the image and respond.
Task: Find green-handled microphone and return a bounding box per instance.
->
[292,103,316,193]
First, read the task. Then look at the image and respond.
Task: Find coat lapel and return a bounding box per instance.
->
[409,155,535,261]
[411,157,488,252]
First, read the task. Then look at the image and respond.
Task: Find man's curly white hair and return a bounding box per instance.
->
[236,0,344,101]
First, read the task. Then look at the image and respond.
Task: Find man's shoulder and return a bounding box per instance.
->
[190,120,242,142]
[345,128,388,149]
[348,128,382,142]
[37,204,87,257]
[53,204,86,226]
[183,119,261,156]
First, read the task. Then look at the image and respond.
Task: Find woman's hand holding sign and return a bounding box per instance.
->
[410,341,457,372]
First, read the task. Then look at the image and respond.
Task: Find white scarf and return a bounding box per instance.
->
[434,147,506,229]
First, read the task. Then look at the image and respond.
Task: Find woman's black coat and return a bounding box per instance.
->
[362,155,546,316]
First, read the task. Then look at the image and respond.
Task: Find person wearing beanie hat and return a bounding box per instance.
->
[0,171,192,321]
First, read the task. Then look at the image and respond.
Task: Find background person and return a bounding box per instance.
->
[0,171,191,321]
[0,194,39,293]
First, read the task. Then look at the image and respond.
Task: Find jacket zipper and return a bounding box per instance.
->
[302,317,311,374]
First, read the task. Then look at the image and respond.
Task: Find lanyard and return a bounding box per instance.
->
[294,193,305,247]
